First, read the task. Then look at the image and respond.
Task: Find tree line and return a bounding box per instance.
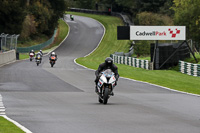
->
[1,0,200,47]
[0,0,67,40]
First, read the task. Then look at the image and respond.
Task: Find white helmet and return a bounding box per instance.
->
[52,52,55,56]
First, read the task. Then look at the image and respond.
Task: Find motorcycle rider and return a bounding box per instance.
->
[35,52,42,63]
[95,57,119,94]
[70,14,74,20]
[49,52,57,61]
[39,50,43,56]
[29,50,35,56]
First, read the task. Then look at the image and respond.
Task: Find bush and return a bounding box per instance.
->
[136,12,173,26]
[134,40,150,56]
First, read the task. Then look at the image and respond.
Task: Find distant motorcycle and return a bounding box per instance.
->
[35,55,41,66]
[96,69,117,104]
[50,56,56,67]
[70,15,74,21]
[29,53,34,61]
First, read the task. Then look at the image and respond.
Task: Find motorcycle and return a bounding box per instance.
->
[70,15,74,21]
[50,56,56,67]
[35,55,41,66]
[96,69,117,104]
[29,53,34,61]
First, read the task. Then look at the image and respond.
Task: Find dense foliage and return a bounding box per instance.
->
[0,0,26,34]
[0,0,67,40]
[136,12,173,26]
[1,0,200,48]
[172,0,200,47]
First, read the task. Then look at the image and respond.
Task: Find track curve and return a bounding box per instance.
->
[0,15,200,133]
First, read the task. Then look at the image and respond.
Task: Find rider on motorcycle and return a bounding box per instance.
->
[49,52,57,61]
[95,57,119,93]
[39,50,43,56]
[70,14,74,20]
[35,52,42,63]
[29,50,35,56]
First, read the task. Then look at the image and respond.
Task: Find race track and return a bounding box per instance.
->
[0,15,200,133]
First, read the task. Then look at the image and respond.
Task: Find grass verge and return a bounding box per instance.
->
[0,116,24,133]
[69,12,200,95]
[19,19,69,60]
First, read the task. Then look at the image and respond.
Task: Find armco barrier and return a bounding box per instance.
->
[0,50,16,66]
[17,29,57,53]
[179,61,200,77]
[111,54,150,70]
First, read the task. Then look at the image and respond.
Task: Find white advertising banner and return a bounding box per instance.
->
[130,26,186,40]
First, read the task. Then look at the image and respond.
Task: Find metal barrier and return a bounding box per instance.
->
[0,33,19,52]
[17,29,57,53]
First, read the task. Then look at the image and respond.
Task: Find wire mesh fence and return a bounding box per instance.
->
[0,33,19,52]
[17,29,57,53]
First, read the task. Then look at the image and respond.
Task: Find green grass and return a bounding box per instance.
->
[69,12,200,95]
[19,19,69,60]
[0,116,25,133]
[19,53,29,60]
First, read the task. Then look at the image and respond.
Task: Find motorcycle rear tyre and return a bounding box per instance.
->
[103,87,109,104]
[37,62,39,66]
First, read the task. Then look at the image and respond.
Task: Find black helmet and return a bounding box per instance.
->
[105,57,113,67]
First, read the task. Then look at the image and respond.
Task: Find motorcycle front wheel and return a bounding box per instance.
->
[103,87,109,104]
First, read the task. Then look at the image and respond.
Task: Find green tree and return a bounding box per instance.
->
[21,0,67,38]
[172,0,200,44]
[137,12,173,26]
[135,0,166,13]
[74,0,96,9]
[45,0,68,35]
[28,0,53,34]
[0,0,26,34]
[159,0,174,16]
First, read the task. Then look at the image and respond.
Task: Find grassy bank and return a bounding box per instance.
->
[0,116,24,133]
[69,12,200,95]
[19,19,69,60]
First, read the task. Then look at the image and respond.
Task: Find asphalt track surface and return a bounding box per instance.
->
[0,15,200,133]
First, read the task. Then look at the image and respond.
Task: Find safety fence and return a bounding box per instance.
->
[0,33,19,52]
[179,61,200,77]
[110,54,150,70]
[17,29,57,53]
